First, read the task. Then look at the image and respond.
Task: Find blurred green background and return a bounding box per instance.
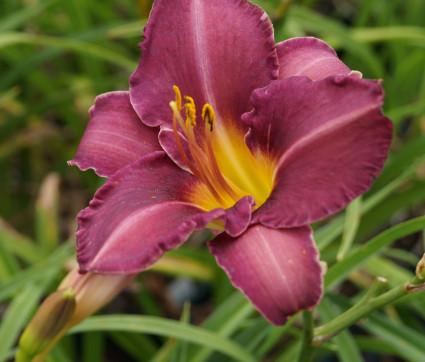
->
[1,0,425,361]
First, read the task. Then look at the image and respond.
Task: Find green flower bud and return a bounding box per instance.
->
[17,288,75,361]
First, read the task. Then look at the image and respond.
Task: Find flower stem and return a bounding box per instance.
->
[313,275,424,345]
[297,310,315,362]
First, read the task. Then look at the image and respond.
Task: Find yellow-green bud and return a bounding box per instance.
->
[17,288,75,361]
[415,253,425,280]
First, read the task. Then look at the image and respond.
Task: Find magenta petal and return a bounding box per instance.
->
[277,37,351,81]
[158,127,192,173]
[129,0,278,136]
[245,76,392,227]
[69,92,161,177]
[222,196,255,237]
[209,225,323,325]
[77,151,225,274]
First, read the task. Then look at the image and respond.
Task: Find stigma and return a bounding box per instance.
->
[169,86,244,208]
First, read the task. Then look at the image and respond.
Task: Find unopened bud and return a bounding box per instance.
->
[415,253,425,280]
[17,288,75,361]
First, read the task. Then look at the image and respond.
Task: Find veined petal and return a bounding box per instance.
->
[69,92,160,177]
[244,76,392,227]
[276,37,352,81]
[76,152,251,273]
[129,0,278,135]
[209,225,323,325]
[77,152,220,273]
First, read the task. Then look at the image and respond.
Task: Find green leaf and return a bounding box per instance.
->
[386,99,425,125]
[315,153,425,251]
[0,0,58,32]
[362,314,425,362]
[188,292,255,362]
[0,232,20,282]
[325,215,425,289]
[256,316,297,358]
[350,26,425,44]
[0,217,46,264]
[0,284,45,361]
[105,20,147,39]
[82,333,104,362]
[286,5,384,77]
[109,331,156,362]
[150,253,214,281]
[354,336,399,356]
[169,303,191,362]
[337,197,362,261]
[70,315,256,362]
[35,173,60,249]
[327,293,425,362]
[0,242,73,302]
[0,32,136,71]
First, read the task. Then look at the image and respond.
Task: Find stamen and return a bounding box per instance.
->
[173,85,182,111]
[202,104,215,132]
[170,89,252,208]
[201,104,240,201]
[169,101,199,177]
[184,96,196,127]
[169,101,226,204]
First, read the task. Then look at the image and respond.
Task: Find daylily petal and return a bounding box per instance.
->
[276,37,352,81]
[244,75,392,227]
[222,196,255,237]
[76,151,251,273]
[129,0,278,135]
[69,92,160,177]
[158,126,192,173]
[77,151,220,273]
[209,224,322,325]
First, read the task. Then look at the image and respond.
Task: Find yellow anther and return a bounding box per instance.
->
[173,85,182,111]
[184,96,196,127]
[202,104,215,132]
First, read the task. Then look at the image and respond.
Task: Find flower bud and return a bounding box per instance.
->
[415,253,425,280]
[59,265,136,325]
[16,265,136,361]
[17,288,75,361]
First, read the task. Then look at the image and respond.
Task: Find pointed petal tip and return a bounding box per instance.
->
[70,91,161,177]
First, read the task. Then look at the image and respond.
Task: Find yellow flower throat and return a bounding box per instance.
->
[169,86,275,212]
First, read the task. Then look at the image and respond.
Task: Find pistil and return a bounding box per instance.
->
[201,105,241,201]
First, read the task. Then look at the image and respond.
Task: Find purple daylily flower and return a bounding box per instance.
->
[69,0,392,325]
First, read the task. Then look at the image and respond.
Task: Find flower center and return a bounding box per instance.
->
[169,86,274,211]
